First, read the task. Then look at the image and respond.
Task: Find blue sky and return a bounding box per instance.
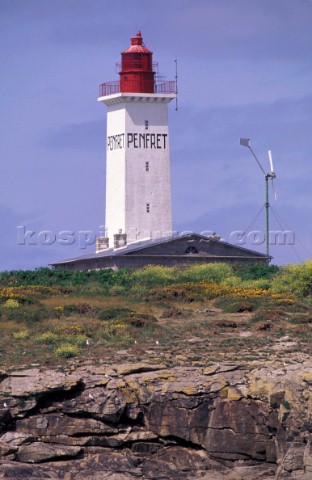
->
[1,0,312,270]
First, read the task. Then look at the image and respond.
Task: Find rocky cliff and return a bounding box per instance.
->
[0,361,312,479]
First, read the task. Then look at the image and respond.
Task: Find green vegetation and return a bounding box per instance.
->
[0,261,311,368]
[55,343,81,358]
[271,260,312,297]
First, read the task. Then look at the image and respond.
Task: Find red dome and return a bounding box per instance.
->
[122,31,153,54]
[120,31,155,94]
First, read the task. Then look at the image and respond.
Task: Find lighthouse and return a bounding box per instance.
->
[51,31,271,270]
[97,31,176,250]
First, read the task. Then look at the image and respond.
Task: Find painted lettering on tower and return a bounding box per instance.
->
[107,133,167,151]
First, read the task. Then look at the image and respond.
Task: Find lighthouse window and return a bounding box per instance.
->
[146,203,150,213]
[145,120,149,130]
[145,161,150,172]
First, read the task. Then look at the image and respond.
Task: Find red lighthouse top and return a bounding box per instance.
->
[122,31,152,54]
[98,31,176,97]
[119,31,155,93]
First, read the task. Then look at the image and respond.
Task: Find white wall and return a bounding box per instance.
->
[100,93,175,247]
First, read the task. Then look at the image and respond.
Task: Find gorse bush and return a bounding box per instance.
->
[132,265,174,287]
[55,343,80,358]
[176,263,234,284]
[12,330,30,340]
[2,298,20,308]
[271,261,312,297]
[36,332,59,344]
[131,263,236,287]
[68,334,90,347]
[4,263,312,299]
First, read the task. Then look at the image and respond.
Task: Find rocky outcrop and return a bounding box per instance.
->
[0,361,311,479]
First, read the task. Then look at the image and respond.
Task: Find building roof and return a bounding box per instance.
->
[51,232,270,267]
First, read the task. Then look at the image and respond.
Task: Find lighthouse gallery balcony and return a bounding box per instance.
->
[99,80,176,97]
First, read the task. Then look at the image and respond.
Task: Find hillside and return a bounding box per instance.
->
[0,263,312,478]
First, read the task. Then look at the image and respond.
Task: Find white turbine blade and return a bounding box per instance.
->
[268,150,274,173]
[271,179,277,201]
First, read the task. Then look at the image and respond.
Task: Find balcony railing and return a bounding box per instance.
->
[99,80,176,97]
[99,81,120,96]
[155,81,176,94]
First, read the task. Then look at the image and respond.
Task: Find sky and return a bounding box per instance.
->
[1,0,312,270]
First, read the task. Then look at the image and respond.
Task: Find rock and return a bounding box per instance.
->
[115,362,167,375]
[61,387,126,423]
[146,395,213,445]
[303,440,312,473]
[16,442,82,463]
[0,441,17,459]
[0,369,81,397]
[0,460,62,479]
[0,362,310,479]
[16,413,116,436]
[203,398,277,462]
[0,431,33,446]
[141,446,211,478]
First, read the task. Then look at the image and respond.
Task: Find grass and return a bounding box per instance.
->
[0,265,311,368]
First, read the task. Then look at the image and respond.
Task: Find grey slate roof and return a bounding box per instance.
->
[51,232,269,266]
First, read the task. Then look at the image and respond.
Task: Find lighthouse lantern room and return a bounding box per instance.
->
[97,31,176,251]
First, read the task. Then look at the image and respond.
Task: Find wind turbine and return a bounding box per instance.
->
[240,138,277,258]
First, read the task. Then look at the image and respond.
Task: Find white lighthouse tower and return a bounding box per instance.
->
[97,31,176,250]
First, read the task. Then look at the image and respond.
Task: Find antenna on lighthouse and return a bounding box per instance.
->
[175,59,178,111]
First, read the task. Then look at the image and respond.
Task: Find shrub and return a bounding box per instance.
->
[249,306,286,325]
[288,314,312,325]
[98,307,133,321]
[55,324,84,336]
[2,298,20,308]
[55,343,80,358]
[216,320,238,328]
[175,263,234,284]
[35,332,59,344]
[271,261,312,297]
[132,265,174,287]
[161,307,185,318]
[233,263,280,281]
[0,267,133,289]
[67,334,90,346]
[100,322,133,344]
[215,297,259,313]
[63,303,95,316]
[12,330,30,340]
[125,313,157,328]
[4,307,51,323]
